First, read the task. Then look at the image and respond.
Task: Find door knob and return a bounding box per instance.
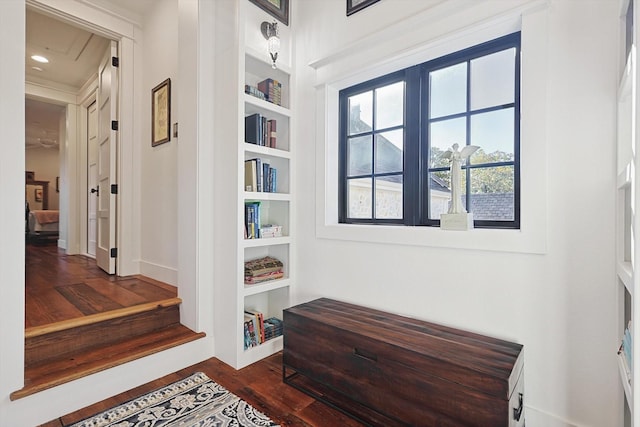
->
[90,186,99,196]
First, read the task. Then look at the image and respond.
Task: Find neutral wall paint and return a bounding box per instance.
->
[140,0,179,284]
[26,147,61,210]
[294,1,619,426]
[0,1,215,425]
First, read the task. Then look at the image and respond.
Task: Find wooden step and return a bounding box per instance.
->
[12,324,206,400]
[25,298,183,366]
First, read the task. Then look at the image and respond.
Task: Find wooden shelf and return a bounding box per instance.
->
[618,351,633,411]
[244,143,291,159]
[244,278,291,297]
[244,191,291,202]
[619,262,634,297]
[244,93,291,117]
[243,236,292,248]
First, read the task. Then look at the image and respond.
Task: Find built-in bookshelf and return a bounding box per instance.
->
[213,0,294,370]
[617,1,637,424]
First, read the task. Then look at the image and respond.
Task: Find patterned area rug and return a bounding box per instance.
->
[68,372,280,427]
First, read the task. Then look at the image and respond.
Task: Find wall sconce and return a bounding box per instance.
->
[261,21,280,69]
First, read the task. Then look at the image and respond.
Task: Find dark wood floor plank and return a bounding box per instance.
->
[55,283,124,315]
[44,353,365,427]
[25,288,85,328]
[113,278,176,301]
[83,278,149,307]
[26,244,178,326]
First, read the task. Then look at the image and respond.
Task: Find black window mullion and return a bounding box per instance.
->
[465,59,472,215]
[404,66,421,225]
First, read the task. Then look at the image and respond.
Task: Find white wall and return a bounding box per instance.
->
[26,147,60,209]
[140,0,180,284]
[0,1,215,425]
[294,1,620,426]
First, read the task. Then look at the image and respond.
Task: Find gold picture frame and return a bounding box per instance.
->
[152,78,171,146]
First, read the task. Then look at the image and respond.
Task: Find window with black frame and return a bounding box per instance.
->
[339,32,520,229]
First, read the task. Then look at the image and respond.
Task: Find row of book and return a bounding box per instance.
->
[245,158,277,193]
[245,113,277,148]
[244,311,283,349]
[244,255,284,284]
[619,321,633,382]
[244,201,283,239]
[258,78,282,106]
[244,78,283,107]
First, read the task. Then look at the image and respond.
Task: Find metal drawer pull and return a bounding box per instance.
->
[513,393,523,421]
[353,348,377,362]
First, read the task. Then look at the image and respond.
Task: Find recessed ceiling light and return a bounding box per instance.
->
[31,55,49,63]
[31,66,43,72]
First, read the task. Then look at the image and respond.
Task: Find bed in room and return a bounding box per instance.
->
[27,209,59,242]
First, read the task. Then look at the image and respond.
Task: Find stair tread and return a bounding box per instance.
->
[12,325,206,400]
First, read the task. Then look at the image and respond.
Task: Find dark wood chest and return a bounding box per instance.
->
[283,298,524,427]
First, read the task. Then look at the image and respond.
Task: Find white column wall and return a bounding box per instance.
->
[294,1,620,426]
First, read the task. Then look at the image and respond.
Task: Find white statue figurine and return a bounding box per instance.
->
[442,143,479,214]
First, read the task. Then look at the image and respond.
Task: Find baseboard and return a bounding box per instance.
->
[525,406,578,427]
[139,260,177,286]
[57,239,66,249]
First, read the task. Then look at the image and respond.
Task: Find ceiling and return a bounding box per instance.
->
[25,8,111,150]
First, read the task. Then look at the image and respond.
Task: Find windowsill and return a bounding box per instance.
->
[316,222,546,254]
[313,3,549,256]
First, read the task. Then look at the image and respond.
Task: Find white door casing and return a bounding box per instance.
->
[95,41,118,274]
[87,100,98,257]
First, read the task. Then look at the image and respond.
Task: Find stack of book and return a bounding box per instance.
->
[619,321,633,382]
[244,158,277,193]
[257,78,282,106]
[244,84,266,101]
[243,309,283,349]
[245,113,277,148]
[244,201,261,239]
[244,255,284,284]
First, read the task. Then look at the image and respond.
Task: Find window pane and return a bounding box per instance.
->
[347,135,372,176]
[349,91,373,135]
[429,117,466,168]
[470,48,515,111]
[375,175,403,219]
[469,166,514,221]
[428,171,451,220]
[375,130,403,174]
[348,178,372,218]
[375,82,404,129]
[470,108,514,164]
[429,62,467,119]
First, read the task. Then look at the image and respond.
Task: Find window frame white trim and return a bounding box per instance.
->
[314,1,548,254]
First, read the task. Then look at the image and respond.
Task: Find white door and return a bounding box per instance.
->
[96,41,118,274]
[87,100,98,257]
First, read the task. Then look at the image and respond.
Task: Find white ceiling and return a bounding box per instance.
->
[24,1,156,150]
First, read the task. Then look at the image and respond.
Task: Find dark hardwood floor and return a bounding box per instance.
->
[39,352,365,427]
[26,243,177,328]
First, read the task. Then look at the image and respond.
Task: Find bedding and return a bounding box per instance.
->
[28,209,59,240]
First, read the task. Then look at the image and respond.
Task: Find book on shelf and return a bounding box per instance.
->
[245,84,266,101]
[244,201,261,239]
[243,310,283,349]
[244,113,277,148]
[260,224,283,238]
[244,160,258,192]
[244,313,259,349]
[619,320,633,375]
[245,255,284,284]
[244,158,277,193]
[257,78,282,106]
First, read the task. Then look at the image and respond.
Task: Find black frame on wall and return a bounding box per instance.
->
[347,0,381,16]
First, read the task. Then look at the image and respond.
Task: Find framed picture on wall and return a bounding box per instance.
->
[347,0,380,16]
[249,0,289,25]
[35,188,43,203]
[152,78,171,147]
